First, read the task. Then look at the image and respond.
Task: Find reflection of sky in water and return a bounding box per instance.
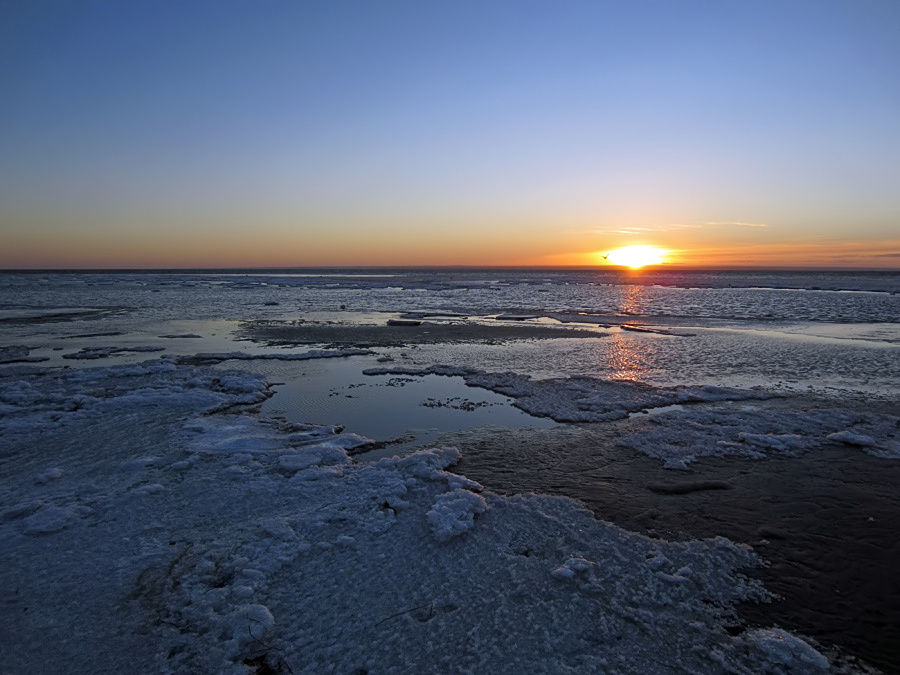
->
[248,358,556,450]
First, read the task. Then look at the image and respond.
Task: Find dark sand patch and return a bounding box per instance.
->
[59,331,125,339]
[445,423,900,673]
[240,320,603,346]
[646,480,734,494]
[0,308,128,324]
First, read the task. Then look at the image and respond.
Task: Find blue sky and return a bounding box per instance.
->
[2,0,899,267]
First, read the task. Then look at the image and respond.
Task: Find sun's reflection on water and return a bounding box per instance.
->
[602,284,659,381]
[619,284,649,316]
[606,332,657,381]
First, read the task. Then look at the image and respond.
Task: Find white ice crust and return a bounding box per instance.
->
[623,406,900,468]
[0,361,839,673]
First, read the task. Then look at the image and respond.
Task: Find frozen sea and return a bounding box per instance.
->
[4,268,900,398]
[1,268,899,674]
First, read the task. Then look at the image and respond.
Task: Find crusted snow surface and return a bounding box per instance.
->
[181,415,371,456]
[0,362,838,674]
[133,440,805,675]
[828,424,900,459]
[620,406,900,468]
[0,358,271,436]
[363,365,772,422]
[426,487,488,542]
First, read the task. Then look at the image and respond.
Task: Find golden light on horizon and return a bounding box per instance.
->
[605,245,667,269]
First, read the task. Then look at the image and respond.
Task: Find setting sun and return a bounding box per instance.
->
[605,246,667,268]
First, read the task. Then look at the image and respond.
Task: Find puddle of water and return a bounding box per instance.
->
[627,404,684,419]
[252,356,556,452]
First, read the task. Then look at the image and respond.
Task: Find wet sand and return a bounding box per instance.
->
[446,423,900,673]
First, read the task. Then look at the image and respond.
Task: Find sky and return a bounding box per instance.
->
[1,0,899,269]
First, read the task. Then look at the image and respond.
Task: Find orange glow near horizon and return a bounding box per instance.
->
[604,246,667,269]
[4,225,900,270]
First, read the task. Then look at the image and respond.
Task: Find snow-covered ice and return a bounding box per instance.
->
[621,406,900,468]
[0,360,839,673]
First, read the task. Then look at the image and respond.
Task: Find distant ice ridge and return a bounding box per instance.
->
[0,361,837,673]
[157,269,900,294]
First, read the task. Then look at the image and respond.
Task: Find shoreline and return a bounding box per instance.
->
[2,359,842,674]
[444,420,900,672]
[3,304,899,671]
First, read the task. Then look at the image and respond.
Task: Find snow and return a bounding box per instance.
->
[0,360,838,673]
[34,467,64,484]
[277,445,352,472]
[425,488,488,542]
[735,628,832,671]
[550,556,595,579]
[827,430,877,447]
[21,502,89,534]
[223,604,276,658]
[0,360,272,436]
[621,406,900,468]
[183,415,373,456]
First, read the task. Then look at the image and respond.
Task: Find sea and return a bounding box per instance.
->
[3,267,900,672]
[3,266,899,446]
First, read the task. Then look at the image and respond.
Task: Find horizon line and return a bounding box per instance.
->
[2,264,900,273]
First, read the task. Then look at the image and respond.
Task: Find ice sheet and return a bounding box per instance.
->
[0,360,837,673]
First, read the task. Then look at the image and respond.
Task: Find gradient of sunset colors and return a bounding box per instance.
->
[1,1,899,269]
